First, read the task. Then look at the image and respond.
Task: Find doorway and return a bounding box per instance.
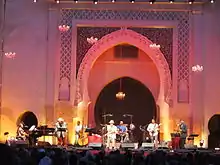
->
[94,77,157,142]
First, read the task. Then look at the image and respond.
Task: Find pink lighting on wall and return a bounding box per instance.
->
[149,43,161,49]
[4,52,16,59]
[192,65,203,72]
[58,25,70,32]
[87,37,98,44]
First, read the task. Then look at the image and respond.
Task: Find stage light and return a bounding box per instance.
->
[111,0,115,2]
[210,0,214,3]
[169,0,173,3]
[74,0,78,3]
[130,0,135,3]
[56,0,60,3]
[149,0,155,4]
[93,0,98,4]
[33,0,37,2]
[188,0,194,4]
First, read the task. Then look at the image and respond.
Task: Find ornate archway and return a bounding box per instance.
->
[75,28,172,105]
[75,28,172,140]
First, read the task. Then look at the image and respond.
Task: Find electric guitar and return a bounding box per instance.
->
[148,123,162,137]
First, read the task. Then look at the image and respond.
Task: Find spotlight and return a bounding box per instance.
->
[130,0,135,3]
[210,0,214,3]
[188,0,194,4]
[33,0,37,2]
[149,0,155,4]
[169,0,173,3]
[74,0,78,3]
[93,0,98,4]
[56,0,60,3]
[111,0,115,2]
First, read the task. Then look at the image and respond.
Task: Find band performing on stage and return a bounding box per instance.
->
[14,114,191,149]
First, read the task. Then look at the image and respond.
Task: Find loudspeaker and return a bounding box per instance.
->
[121,143,135,149]
[141,143,154,148]
[88,143,102,148]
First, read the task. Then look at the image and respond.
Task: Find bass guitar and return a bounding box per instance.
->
[78,119,88,146]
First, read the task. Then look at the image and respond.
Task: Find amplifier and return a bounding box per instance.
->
[121,143,136,149]
[141,143,154,148]
[88,143,102,148]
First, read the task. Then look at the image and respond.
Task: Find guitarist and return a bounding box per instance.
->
[147,119,160,148]
[106,120,117,149]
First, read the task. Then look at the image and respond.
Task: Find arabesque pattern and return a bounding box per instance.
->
[59,9,190,102]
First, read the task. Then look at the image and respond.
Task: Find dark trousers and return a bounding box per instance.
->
[180,137,186,149]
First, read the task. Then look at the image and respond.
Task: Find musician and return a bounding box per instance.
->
[16,122,26,140]
[55,118,67,146]
[75,121,82,145]
[106,120,117,149]
[117,121,129,142]
[147,119,159,148]
[129,123,135,142]
[178,120,187,149]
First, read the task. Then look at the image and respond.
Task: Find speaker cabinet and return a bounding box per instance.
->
[141,143,154,148]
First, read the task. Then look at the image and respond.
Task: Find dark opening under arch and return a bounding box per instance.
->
[94,77,157,142]
[17,111,38,129]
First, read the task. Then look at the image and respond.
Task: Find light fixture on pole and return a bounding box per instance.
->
[58,25,70,32]
[116,45,125,100]
[192,64,203,72]
[4,52,16,59]
[149,30,161,49]
[116,78,125,100]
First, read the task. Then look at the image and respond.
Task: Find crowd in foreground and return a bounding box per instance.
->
[0,143,220,165]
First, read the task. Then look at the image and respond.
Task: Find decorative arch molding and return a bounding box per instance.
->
[75,28,172,105]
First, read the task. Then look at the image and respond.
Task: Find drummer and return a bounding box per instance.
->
[117,121,129,142]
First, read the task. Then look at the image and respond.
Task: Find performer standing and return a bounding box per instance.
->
[75,121,82,146]
[106,120,117,149]
[117,121,129,143]
[55,118,68,146]
[147,119,160,148]
[178,119,187,149]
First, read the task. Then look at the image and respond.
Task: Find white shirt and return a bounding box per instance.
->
[147,123,159,136]
[75,125,82,133]
[107,125,117,139]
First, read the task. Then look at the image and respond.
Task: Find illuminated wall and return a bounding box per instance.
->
[0,0,56,141]
[0,0,220,147]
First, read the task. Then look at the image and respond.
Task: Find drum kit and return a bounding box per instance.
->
[100,113,136,144]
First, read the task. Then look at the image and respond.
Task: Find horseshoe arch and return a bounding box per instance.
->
[75,28,171,105]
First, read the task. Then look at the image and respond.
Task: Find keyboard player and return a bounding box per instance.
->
[55,118,68,146]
